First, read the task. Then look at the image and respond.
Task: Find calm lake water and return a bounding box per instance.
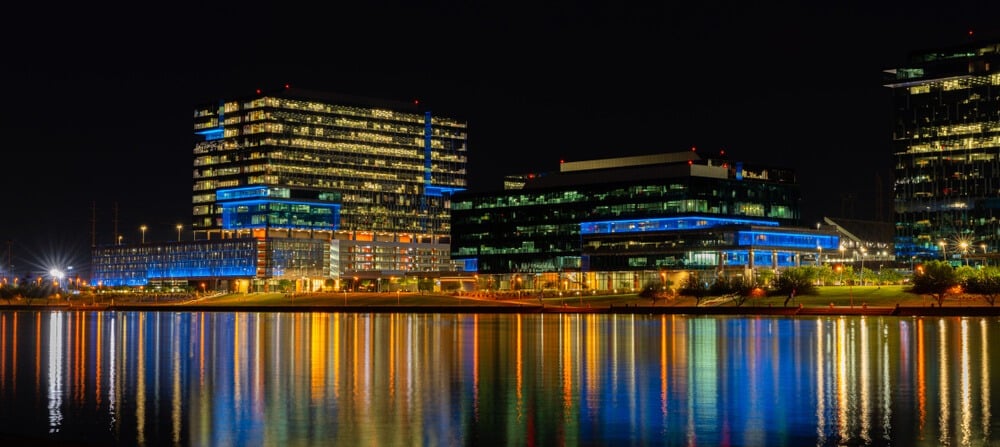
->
[0,310,997,446]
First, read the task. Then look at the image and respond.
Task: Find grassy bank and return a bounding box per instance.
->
[3,284,995,313]
[118,284,995,309]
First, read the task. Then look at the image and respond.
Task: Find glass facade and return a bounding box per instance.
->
[217,186,340,232]
[582,218,840,271]
[91,89,468,289]
[91,239,259,287]
[450,154,807,276]
[90,237,332,290]
[191,87,468,278]
[887,39,1000,261]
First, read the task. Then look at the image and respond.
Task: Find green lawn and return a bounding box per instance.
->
[6,284,992,310]
[179,284,988,309]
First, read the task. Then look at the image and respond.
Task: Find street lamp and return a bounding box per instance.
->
[140,225,147,244]
[117,235,123,246]
[960,241,969,266]
[983,243,989,266]
[176,224,183,242]
[939,240,947,262]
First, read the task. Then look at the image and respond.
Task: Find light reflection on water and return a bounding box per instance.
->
[0,311,998,446]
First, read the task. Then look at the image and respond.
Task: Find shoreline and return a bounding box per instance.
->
[1,302,999,317]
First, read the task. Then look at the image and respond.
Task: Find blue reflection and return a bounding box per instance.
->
[0,312,996,446]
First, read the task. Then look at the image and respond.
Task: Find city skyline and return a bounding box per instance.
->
[2,3,999,271]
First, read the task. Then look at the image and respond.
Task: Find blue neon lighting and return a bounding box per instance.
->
[220,200,340,230]
[580,216,780,235]
[736,230,840,250]
[735,162,743,180]
[717,250,805,267]
[217,186,274,201]
[462,258,478,272]
[196,128,224,141]
[221,199,340,208]
[425,185,466,197]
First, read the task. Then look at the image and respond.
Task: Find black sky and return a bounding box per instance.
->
[2,2,999,273]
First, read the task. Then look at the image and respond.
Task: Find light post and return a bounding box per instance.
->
[817,245,823,267]
[140,225,147,244]
[839,244,845,263]
[117,235,123,246]
[176,224,183,242]
[939,240,947,262]
[960,241,969,266]
[983,243,989,266]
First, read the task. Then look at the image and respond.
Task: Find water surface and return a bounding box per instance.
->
[0,311,996,446]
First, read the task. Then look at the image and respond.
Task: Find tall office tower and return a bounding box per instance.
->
[191,87,468,280]
[887,39,1000,263]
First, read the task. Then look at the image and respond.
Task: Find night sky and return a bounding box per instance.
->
[2,2,998,273]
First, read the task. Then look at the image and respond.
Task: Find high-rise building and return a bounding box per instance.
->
[886,38,1000,264]
[93,88,468,291]
[192,87,468,280]
[186,86,465,287]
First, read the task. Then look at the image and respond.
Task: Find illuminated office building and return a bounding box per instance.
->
[450,151,838,291]
[91,185,337,289]
[91,88,467,290]
[887,38,1000,263]
[191,87,468,283]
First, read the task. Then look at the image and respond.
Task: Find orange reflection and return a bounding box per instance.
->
[310,313,328,401]
[938,319,950,444]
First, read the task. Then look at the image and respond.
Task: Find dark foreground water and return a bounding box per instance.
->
[0,311,997,446]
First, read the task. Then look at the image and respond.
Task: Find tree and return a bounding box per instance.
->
[678,274,710,306]
[877,268,904,285]
[772,267,817,295]
[0,284,14,304]
[964,266,1000,306]
[755,269,776,286]
[639,278,672,302]
[909,260,959,306]
[814,265,838,285]
[729,277,761,307]
[954,265,978,283]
